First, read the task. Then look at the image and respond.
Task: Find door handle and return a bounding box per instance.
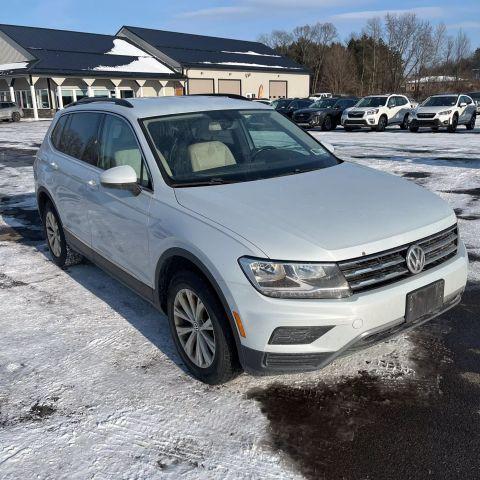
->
[49,161,58,170]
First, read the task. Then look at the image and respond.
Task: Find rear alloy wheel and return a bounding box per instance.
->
[375,115,387,132]
[11,111,20,122]
[321,115,333,131]
[42,201,83,268]
[447,114,458,133]
[400,114,409,130]
[167,271,239,384]
[466,114,476,130]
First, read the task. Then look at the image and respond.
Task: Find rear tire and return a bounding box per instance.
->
[11,112,20,122]
[42,201,83,268]
[466,114,476,130]
[167,270,240,384]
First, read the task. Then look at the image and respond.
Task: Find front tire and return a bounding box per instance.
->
[447,114,458,133]
[11,112,21,122]
[375,115,387,132]
[321,115,333,131]
[42,202,83,268]
[167,270,239,384]
[466,114,476,130]
[409,123,419,132]
[400,114,409,130]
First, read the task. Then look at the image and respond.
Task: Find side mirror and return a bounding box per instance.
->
[322,142,335,154]
[100,165,141,195]
[460,102,467,107]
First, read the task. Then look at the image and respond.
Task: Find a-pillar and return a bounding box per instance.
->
[111,79,122,99]
[28,75,39,120]
[83,78,95,97]
[52,77,66,109]
[135,79,146,97]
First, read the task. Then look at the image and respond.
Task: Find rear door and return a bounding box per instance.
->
[50,112,103,245]
[89,113,152,286]
[0,102,9,119]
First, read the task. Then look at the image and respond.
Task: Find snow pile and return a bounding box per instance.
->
[0,61,28,71]
[221,50,282,58]
[200,61,301,69]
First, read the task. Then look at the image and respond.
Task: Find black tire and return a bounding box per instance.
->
[167,270,240,384]
[400,114,409,130]
[409,124,419,133]
[42,201,83,268]
[431,126,439,132]
[447,114,458,133]
[466,114,476,130]
[321,115,333,131]
[375,115,387,132]
[11,111,21,122]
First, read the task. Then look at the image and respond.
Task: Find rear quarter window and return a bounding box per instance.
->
[51,115,69,152]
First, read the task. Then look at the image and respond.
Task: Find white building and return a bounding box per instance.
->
[0,23,310,119]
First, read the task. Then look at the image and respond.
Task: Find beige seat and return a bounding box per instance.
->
[188,141,236,172]
[114,148,142,178]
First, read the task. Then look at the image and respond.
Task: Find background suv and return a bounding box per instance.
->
[35,96,467,384]
[342,94,412,131]
[293,96,358,130]
[273,98,313,118]
[0,101,23,121]
[410,94,477,132]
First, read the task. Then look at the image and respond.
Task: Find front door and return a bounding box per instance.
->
[89,113,152,286]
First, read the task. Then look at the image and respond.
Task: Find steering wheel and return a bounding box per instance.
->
[251,145,277,160]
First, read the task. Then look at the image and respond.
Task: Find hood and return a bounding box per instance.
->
[415,106,453,114]
[349,106,385,112]
[174,163,455,261]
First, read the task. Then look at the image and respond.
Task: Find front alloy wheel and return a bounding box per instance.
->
[45,211,62,258]
[173,288,216,368]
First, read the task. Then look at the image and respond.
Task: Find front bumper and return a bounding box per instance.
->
[410,117,450,128]
[343,117,377,128]
[237,242,468,375]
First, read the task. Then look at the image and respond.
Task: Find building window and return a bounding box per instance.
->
[75,89,88,102]
[36,89,50,109]
[15,90,33,109]
[61,89,74,106]
[94,89,110,97]
[0,91,9,101]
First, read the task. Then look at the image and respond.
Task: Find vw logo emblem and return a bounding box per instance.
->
[406,245,426,274]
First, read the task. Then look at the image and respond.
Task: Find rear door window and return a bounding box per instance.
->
[61,112,102,165]
[51,114,70,151]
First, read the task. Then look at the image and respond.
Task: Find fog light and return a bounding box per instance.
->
[268,326,333,345]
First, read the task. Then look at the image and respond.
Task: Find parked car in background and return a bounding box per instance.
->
[253,98,272,105]
[274,98,314,119]
[409,94,476,133]
[467,91,480,113]
[293,96,358,130]
[309,92,333,100]
[35,96,468,384]
[408,98,419,109]
[0,101,23,122]
[342,94,412,131]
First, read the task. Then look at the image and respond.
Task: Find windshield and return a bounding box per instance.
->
[311,98,337,109]
[142,109,339,186]
[422,96,458,107]
[271,99,291,109]
[356,97,388,108]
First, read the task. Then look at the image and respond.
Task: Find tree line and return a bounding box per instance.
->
[258,14,479,98]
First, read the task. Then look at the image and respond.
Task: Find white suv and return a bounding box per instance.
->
[410,94,477,132]
[35,96,468,384]
[342,94,412,131]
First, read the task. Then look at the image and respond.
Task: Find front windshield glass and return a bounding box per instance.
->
[311,98,337,109]
[356,96,387,108]
[142,109,340,186]
[422,96,458,107]
[271,99,291,109]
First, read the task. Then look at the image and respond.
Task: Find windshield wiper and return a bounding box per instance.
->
[172,177,239,187]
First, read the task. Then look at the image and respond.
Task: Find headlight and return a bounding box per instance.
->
[438,110,452,116]
[239,257,351,299]
[366,109,379,115]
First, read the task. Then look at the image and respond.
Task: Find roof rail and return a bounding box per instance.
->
[66,96,134,108]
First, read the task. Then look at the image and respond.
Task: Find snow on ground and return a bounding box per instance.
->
[0,119,479,479]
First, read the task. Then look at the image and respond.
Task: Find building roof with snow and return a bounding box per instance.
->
[117,26,307,74]
[0,24,181,78]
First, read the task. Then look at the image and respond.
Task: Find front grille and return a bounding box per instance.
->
[417,113,436,119]
[348,111,364,118]
[294,113,312,122]
[339,225,458,293]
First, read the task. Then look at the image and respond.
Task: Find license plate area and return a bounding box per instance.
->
[405,280,444,323]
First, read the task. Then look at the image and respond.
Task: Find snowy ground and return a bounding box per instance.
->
[0,120,479,479]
